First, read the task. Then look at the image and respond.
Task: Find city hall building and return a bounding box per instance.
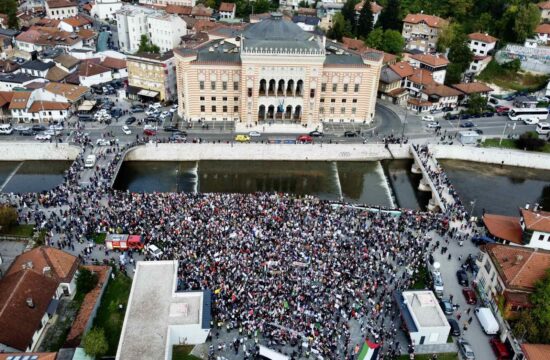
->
[174,14,383,126]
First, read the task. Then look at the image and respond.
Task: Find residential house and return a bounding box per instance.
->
[165,5,193,16]
[535,23,550,45]
[354,1,383,25]
[0,91,14,122]
[475,243,550,356]
[522,344,550,360]
[292,15,320,32]
[127,51,176,102]
[139,0,196,6]
[538,1,550,23]
[0,73,40,91]
[451,82,494,104]
[218,2,236,20]
[20,60,56,78]
[116,5,161,54]
[191,4,214,20]
[43,81,90,110]
[78,60,113,86]
[402,13,448,53]
[378,66,408,105]
[408,53,449,84]
[0,60,21,74]
[467,32,497,75]
[45,65,70,82]
[147,13,188,53]
[91,0,124,21]
[0,270,59,352]
[100,56,127,79]
[57,15,94,33]
[15,27,84,53]
[45,0,78,20]
[420,83,460,111]
[8,90,71,123]
[341,37,397,65]
[53,53,81,73]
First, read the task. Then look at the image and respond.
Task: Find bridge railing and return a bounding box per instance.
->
[409,144,446,212]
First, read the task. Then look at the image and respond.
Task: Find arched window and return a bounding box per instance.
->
[267,105,275,119]
[296,80,304,97]
[285,105,292,119]
[277,79,285,96]
[294,105,302,120]
[268,80,276,96]
[258,105,266,120]
[259,79,267,96]
[286,80,295,96]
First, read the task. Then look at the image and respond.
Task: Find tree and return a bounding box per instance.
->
[76,267,99,295]
[83,328,108,358]
[0,205,17,232]
[0,0,18,29]
[436,22,463,53]
[446,0,473,21]
[342,0,360,26]
[365,27,384,49]
[327,13,353,41]
[378,0,402,31]
[356,1,374,39]
[381,29,405,55]
[516,131,547,151]
[445,63,464,85]
[497,1,539,43]
[466,93,487,115]
[513,269,550,343]
[445,32,473,84]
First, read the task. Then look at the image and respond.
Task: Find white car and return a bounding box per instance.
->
[14,125,30,132]
[122,125,132,135]
[146,109,159,116]
[426,121,441,128]
[96,138,111,146]
[170,104,178,113]
[149,102,162,110]
[523,118,540,125]
[160,111,170,118]
[144,124,158,131]
[44,129,57,136]
[35,134,51,141]
[249,131,261,137]
[50,124,63,131]
[421,115,435,122]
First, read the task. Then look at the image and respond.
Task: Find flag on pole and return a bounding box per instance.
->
[357,340,380,360]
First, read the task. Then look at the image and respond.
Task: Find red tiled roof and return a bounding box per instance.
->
[0,91,14,107]
[46,65,69,82]
[0,353,57,360]
[65,265,110,347]
[503,290,531,306]
[521,208,550,233]
[468,32,497,43]
[219,2,235,12]
[354,1,383,13]
[484,243,550,292]
[61,15,92,28]
[44,82,88,102]
[403,13,447,28]
[28,101,70,113]
[483,214,523,244]
[410,53,449,67]
[100,56,126,70]
[165,5,192,15]
[46,0,77,9]
[423,84,461,97]
[0,270,59,351]
[408,68,435,85]
[538,1,550,10]
[536,23,550,34]
[451,82,494,94]
[522,344,550,360]
[79,61,110,77]
[408,98,432,106]
[389,61,415,78]
[8,91,31,110]
[341,37,397,64]
[7,246,79,283]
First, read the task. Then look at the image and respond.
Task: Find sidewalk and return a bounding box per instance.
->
[235,122,322,134]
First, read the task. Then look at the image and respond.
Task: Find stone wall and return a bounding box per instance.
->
[0,143,80,161]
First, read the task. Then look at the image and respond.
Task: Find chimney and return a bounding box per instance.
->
[525,204,530,210]
[514,255,524,265]
[43,266,52,277]
[26,297,35,308]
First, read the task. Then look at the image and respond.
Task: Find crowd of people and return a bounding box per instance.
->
[0,139,478,359]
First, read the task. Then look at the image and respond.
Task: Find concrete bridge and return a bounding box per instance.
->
[409,144,447,213]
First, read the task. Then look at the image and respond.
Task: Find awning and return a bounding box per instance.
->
[78,100,97,112]
[137,89,159,98]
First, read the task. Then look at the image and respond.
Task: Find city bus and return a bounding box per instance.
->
[508,107,549,124]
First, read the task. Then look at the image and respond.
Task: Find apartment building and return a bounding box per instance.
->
[147,13,187,53]
[127,51,177,102]
[45,0,79,20]
[91,0,124,21]
[139,0,197,7]
[538,1,550,23]
[402,13,448,53]
[174,14,382,125]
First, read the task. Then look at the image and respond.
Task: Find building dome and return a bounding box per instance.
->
[242,13,311,42]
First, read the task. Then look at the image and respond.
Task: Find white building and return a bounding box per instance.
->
[219,2,236,19]
[395,290,450,345]
[408,53,449,85]
[467,32,497,57]
[147,13,187,53]
[139,0,196,6]
[45,0,79,20]
[91,0,124,21]
[116,261,211,360]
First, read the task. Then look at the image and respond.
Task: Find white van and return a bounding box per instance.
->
[0,124,13,135]
[84,154,96,168]
[147,244,164,259]
[475,307,499,335]
[536,122,550,135]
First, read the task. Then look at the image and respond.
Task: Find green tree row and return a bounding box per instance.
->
[0,0,19,29]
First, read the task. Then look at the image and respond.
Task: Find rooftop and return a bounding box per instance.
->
[536,23,550,35]
[0,353,57,360]
[128,51,174,62]
[451,82,494,94]
[484,243,550,292]
[379,66,402,84]
[116,261,211,360]
[410,53,449,67]
[522,343,550,360]
[7,246,79,283]
[521,208,550,233]
[389,61,415,78]
[354,1,383,13]
[21,59,56,71]
[483,213,523,244]
[219,2,235,12]
[44,82,89,102]
[468,32,498,43]
[46,0,77,9]
[402,290,449,328]
[403,13,447,28]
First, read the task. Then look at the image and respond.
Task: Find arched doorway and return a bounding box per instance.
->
[285,105,292,120]
[258,105,266,120]
[267,105,275,119]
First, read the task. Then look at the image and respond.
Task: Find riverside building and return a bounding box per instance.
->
[174,13,382,126]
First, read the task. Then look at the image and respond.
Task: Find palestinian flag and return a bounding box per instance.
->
[357,340,380,360]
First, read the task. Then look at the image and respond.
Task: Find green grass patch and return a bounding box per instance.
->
[1,224,34,237]
[482,138,550,153]
[411,266,429,290]
[173,345,201,360]
[92,271,132,356]
[477,60,549,92]
[92,233,107,244]
[397,353,459,360]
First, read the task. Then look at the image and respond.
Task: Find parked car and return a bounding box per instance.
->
[448,319,461,336]
[96,139,111,146]
[309,130,324,137]
[170,104,178,113]
[495,105,510,114]
[170,134,186,142]
[422,115,435,121]
[163,125,179,132]
[474,129,484,135]
[456,269,468,286]
[462,288,477,305]
[50,124,63,131]
[32,124,46,132]
[249,131,262,137]
[144,124,158,131]
[122,125,131,135]
[149,102,162,110]
[439,299,453,315]
[173,130,187,137]
[130,106,144,113]
[490,338,511,360]
[35,134,51,141]
[482,112,495,117]
[460,121,475,128]
[458,338,476,360]
[234,134,250,142]
[110,108,123,118]
[20,129,36,136]
[125,116,137,125]
[297,135,313,143]
[343,131,358,137]
[14,125,30,132]
[488,97,499,105]
[144,129,157,136]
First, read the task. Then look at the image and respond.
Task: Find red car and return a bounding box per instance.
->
[296,135,313,143]
[495,105,510,114]
[462,288,477,305]
[490,338,511,360]
[144,129,157,136]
